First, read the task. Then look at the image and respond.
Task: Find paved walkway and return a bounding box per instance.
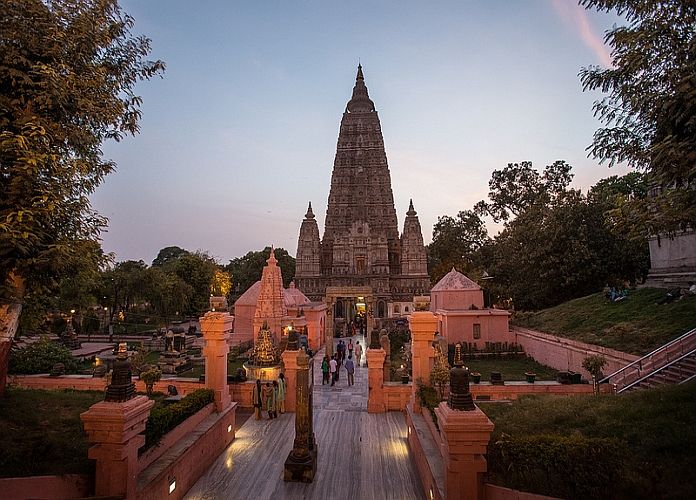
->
[183,334,425,500]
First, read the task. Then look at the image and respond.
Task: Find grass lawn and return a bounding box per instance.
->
[479,380,696,500]
[463,357,558,381]
[0,387,103,478]
[512,288,696,355]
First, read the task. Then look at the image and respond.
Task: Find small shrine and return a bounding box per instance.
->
[60,321,82,350]
[243,322,282,381]
[157,326,193,374]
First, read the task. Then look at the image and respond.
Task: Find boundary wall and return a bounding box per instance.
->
[513,326,638,378]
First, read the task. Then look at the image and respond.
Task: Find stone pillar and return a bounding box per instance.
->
[408,311,437,412]
[81,395,154,499]
[366,348,387,413]
[200,312,233,412]
[284,349,317,482]
[434,403,494,500]
[281,348,298,412]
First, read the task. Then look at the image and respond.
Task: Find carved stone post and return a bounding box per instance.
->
[284,349,317,482]
[200,312,233,412]
[281,348,298,412]
[433,348,494,500]
[81,344,152,499]
[408,311,437,413]
[366,347,387,413]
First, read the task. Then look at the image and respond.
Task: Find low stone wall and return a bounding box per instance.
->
[406,405,444,500]
[136,402,236,500]
[230,380,254,408]
[384,382,411,411]
[0,474,92,500]
[469,381,611,400]
[513,326,639,378]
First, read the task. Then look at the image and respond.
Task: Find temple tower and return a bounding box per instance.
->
[254,248,287,341]
[295,66,430,322]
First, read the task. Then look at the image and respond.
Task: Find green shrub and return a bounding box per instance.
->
[143,388,214,450]
[9,336,79,374]
[487,433,628,500]
[416,380,442,429]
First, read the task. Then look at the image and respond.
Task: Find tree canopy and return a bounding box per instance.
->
[580,0,696,234]
[225,247,296,298]
[0,0,163,395]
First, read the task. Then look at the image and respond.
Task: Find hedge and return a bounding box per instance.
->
[487,433,628,500]
[9,336,80,374]
[143,388,215,450]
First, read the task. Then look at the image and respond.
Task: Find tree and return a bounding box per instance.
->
[0,0,164,396]
[474,161,573,223]
[427,210,489,283]
[151,246,190,269]
[226,247,296,298]
[172,252,217,317]
[489,188,649,310]
[580,0,696,233]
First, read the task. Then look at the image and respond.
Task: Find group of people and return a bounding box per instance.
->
[656,281,696,305]
[322,339,362,387]
[252,373,286,420]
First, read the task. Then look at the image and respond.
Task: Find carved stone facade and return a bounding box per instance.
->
[295,65,430,316]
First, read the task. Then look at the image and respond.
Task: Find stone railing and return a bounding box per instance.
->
[601,327,696,391]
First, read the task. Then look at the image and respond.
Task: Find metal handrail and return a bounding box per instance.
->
[618,347,696,393]
[599,327,696,391]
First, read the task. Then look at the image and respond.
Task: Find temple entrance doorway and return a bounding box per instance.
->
[323,286,374,338]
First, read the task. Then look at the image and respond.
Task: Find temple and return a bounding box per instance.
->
[295,65,430,333]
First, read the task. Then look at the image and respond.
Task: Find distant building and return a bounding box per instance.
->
[430,268,512,346]
[295,65,430,334]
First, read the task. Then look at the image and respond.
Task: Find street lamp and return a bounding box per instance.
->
[481,272,494,308]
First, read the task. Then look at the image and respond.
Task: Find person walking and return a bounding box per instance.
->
[276,373,286,414]
[345,355,355,386]
[263,382,276,419]
[354,340,363,367]
[348,339,353,358]
[322,356,330,385]
[252,379,263,420]
[329,355,338,386]
[337,340,344,365]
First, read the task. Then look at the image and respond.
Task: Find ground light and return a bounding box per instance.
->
[169,479,176,494]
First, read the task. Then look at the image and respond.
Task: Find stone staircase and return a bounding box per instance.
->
[601,327,696,393]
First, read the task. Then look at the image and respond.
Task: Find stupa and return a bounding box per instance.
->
[244,322,282,381]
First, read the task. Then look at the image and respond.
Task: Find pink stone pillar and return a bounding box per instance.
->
[281,349,298,412]
[200,312,233,412]
[434,403,494,500]
[366,348,386,413]
[80,395,154,499]
[408,311,437,412]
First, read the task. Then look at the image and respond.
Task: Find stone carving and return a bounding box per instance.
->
[447,343,475,411]
[287,329,300,351]
[105,343,135,403]
[284,349,317,482]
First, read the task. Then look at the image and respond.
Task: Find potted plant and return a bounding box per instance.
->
[525,372,536,383]
[471,372,482,384]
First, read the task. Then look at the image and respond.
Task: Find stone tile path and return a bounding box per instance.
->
[183,334,425,500]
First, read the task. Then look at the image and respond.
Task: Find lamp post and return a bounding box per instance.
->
[481,272,494,308]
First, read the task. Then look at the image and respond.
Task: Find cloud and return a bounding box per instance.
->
[551,0,613,68]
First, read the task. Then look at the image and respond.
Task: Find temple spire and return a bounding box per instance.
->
[347,64,374,113]
[305,201,315,219]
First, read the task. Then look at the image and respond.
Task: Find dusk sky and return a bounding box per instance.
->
[92,0,631,266]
